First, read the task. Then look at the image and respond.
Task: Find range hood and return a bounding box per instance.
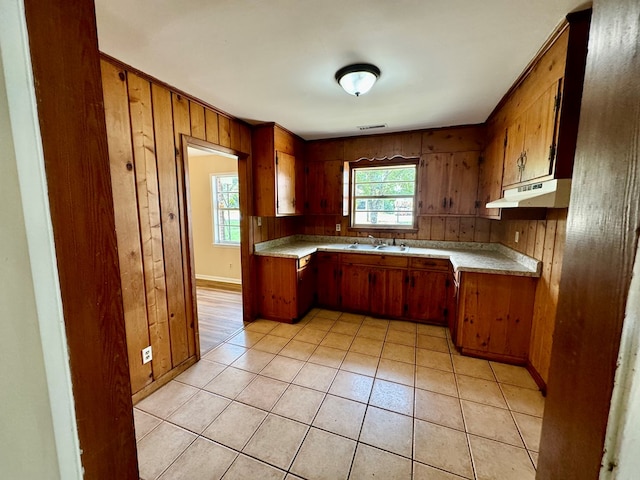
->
[486,179,572,208]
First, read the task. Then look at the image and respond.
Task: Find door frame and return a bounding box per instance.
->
[180,135,249,358]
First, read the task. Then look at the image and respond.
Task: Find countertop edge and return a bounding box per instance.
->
[253,240,541,278]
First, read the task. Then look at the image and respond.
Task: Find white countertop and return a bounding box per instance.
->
[254,236,541,277]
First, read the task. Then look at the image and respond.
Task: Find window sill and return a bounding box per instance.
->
[212,243,241,248]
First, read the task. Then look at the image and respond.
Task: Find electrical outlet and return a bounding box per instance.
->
[257,217,262,227]
[336,223,341,232]
[515,231,520,243]
[142,346,152,364]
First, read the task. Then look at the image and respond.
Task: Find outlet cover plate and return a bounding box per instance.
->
[142,346,152,364]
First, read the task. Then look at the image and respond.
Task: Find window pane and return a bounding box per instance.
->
[351,164,416,228]
[212,174,240,244]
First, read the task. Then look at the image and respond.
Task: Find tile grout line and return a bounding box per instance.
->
[137,312,542,479]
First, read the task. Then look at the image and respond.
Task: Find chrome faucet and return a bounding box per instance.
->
[368,235,385,246]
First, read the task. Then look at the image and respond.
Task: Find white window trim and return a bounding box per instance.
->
[211,173,240,246]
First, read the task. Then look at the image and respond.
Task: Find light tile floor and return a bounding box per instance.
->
[135,309,544,480]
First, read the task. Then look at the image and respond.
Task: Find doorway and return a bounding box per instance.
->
[185,143,244,354]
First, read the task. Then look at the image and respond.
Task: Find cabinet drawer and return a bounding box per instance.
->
[297,254,313,269]
[409,257,450,272]
[340,253,409,268]
[315,252,337,263]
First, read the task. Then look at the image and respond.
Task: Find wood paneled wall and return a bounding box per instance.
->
[538,0,640,476]
[252,216,302,244]
[100,56,252,399]
[490,210,567,386]
[24,1,138,477]
[303,126,492,242]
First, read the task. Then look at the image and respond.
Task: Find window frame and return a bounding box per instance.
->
[348,157,419,231]
[211,173,241,246]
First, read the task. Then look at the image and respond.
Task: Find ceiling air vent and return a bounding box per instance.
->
[357,123,387,131]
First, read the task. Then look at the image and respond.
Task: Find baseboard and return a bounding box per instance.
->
[526,361,547,396]
[196,275,242,292]
[131,356,197,404]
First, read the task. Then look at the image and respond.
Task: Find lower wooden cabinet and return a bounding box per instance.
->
[256,252,535,355]
[315,252,340,309]
[404,258,452,325]
[256,255,315,322]
[337,253,451,324]
[454,272,537,363]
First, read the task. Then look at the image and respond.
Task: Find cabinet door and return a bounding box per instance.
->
[276,151,297,215]
[448,152,479,215]
[323,160,344,214]
[297,261,316,317]
[305,161,324,214]
[521,80,561,182]
[477,133,506,218]
[405,270,449,324]
[503,115,526,187]
[420,153,451,214]
[305,160,344,214]
[370,268,405,318]
[420,152,479,215]
[340,264,371,313]
[257,256,297,321]
[457,272,535,361]
[316,254,340,308]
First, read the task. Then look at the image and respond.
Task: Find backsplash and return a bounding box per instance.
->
[300,215,493,243]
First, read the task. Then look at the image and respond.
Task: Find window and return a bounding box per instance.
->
[350,163,417,229]
[212,174,240,244]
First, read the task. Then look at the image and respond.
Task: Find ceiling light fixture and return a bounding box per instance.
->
[335,63,380,97]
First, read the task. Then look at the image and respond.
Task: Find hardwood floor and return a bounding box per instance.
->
[196,287,244,354]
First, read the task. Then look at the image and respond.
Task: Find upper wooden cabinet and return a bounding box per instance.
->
[477,133,506,218]
[305,160,344,215]
[252,123,304,216]
[480,10,591,214]
[503,80,562,187]
[419,151,479,216]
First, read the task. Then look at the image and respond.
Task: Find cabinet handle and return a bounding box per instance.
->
[449,197,453,208]
[517,152,526,173]
[442,197,447,208]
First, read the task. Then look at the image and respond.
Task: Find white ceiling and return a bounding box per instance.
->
[95,0,588,140]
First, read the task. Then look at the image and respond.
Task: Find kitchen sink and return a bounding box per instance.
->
[345,243,378,250]
[375,245,410,252]
[345,243,409,252]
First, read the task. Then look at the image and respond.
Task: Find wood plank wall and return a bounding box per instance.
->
[538,0,640,476]
[490,210,567,385]
[302,126,492,243]
[24,1,138,477]
[100,56,252,398]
